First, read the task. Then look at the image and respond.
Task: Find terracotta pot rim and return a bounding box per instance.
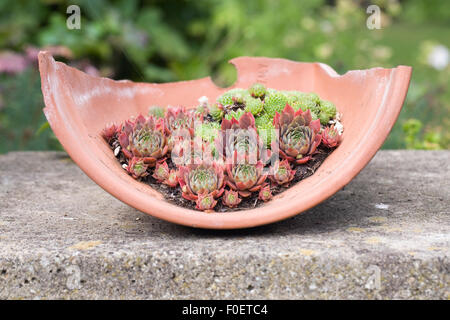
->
[38,52,412,229]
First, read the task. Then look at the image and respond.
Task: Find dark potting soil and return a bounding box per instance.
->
[109,136,334,212]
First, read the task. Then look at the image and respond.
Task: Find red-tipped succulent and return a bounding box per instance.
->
[102,123,118,143]
[226,161,267,197]
[178,162,225,201]
[165,106,200,135]
[258,184,272,202]
[216,112,269,163]
[171,137,216,167]
[196,192,218,211]
[165,106,202,150]
[222,189,242,208]
[118,115,168,167]
[272,104,322,164]
[152,161,178,187]
[269,159,296,186]
[322,125,341,148]
[126,157,149,179]
[164,170,179,188]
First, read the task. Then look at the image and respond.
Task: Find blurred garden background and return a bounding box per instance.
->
[0,0,448,153]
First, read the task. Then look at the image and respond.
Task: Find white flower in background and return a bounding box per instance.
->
[198,95,208,107]
[427,45,449,70]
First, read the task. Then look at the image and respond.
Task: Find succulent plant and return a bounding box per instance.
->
[178,162,225,201]
[255,113,276,148]
[258,184,272,202]
[224,109,245,121]
[322,125,341,148]
[118,115,168,167]
[217,88,249,106]
[269,159,296,186]
[196,192,218,211]
[318,100,337,125]
[264,91,288,117]
[152,161,170,182]
[102,123,118,143]
[248,83,267,98]
[126,157,149,179]
[165,106,202,151]
[148,105,165,119]
[222,189,242,208]
[195,104,209,117]
[272,104,322,164]
[217,112,268,163]
[152,161,178,187]
[226,161,267,197]
[292,95,319,113]
[307,92,321,104]
[165,106,200,136]
[194,121,221,144]
[171,137,216,166]
[209,103,225,121]
[244,96,264,116]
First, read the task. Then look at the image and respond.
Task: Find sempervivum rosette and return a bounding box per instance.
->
[321,125,341,148]
[126,157,149,179]
[118,114,168,167]
[165,106,202,151]
[272,104,322,164]
[226,161,267,197]
[269,159,296,187]
[216,112,269,163]
[222,189,242,208]
[177,162,225,203]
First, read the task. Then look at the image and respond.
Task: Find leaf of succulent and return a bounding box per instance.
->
[322,125,341,148]
[272,104,322,165]
[196,192,218,211]
[269,159,296,186]
[178,162,225,201]
[226,161,267,197]
[258,184,272,202]
[222,189,242,208]
[118,115,169,167]
[102,123,118,143]
[127,157,149,179]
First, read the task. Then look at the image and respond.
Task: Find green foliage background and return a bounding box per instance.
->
[0,0,448,153]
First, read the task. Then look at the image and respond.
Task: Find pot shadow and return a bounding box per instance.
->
[177,189,373,239]
[137,177,379,239]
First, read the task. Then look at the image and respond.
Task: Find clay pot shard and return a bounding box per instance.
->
[38,51,411,229]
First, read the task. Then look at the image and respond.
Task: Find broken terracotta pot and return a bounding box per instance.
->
[38,52,412,229]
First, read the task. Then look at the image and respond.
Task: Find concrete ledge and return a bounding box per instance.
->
[0,151,448,299]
